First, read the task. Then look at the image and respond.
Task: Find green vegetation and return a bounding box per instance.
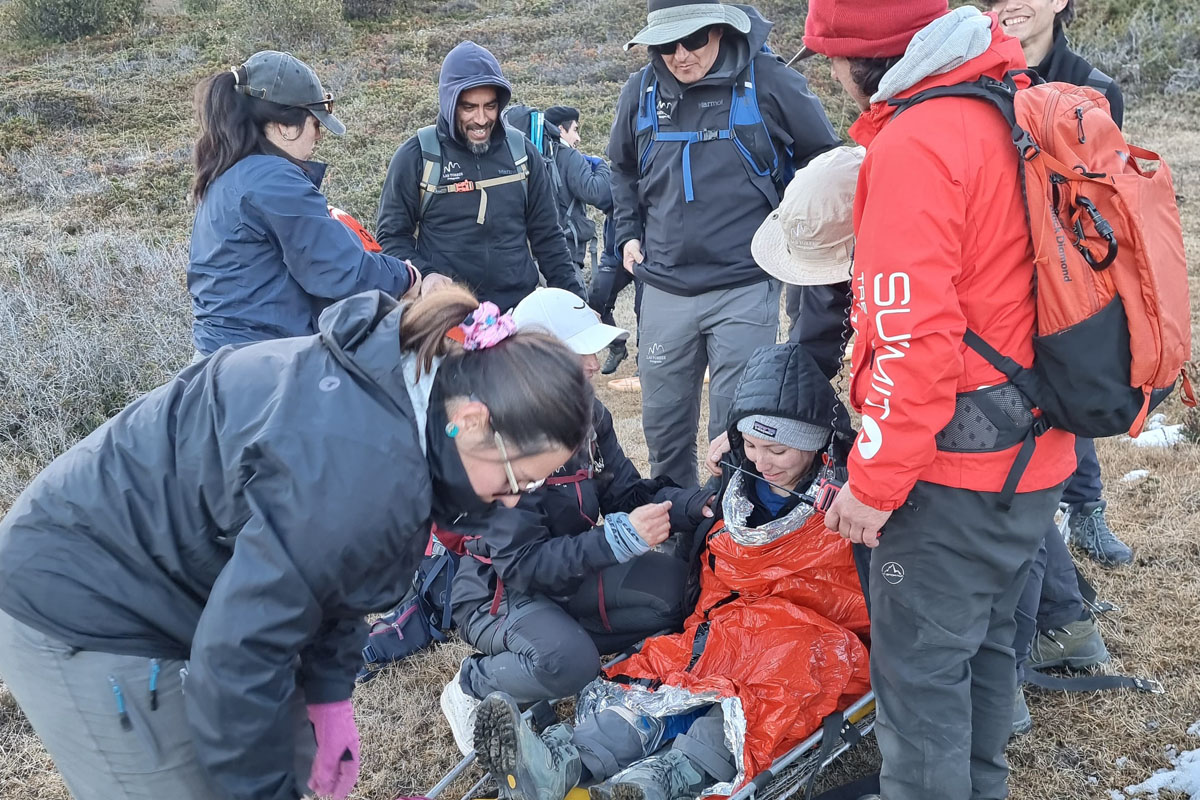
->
[10,0,144,41]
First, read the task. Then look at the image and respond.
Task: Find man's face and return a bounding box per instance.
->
[989,0,1067,46]
[655,26,724,86]
[559,120,580,148]
[456,86,500,153]
[829,57,871,112]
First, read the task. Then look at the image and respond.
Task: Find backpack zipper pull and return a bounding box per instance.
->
[1075,107,1086,144]
[108,675,133,731]
[148,659,160,711]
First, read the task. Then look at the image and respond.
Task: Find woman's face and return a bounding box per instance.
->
[267,114,321,161]
[741,433,817,493]
[448,402,573,507]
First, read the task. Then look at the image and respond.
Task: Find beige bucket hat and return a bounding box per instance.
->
[751,146,865,285]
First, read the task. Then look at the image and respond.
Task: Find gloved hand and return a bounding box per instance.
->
[306,700,360,799]
[582,153,605,171]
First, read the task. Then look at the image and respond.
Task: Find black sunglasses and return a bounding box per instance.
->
[304,92,335,115]
[649,26,714,56]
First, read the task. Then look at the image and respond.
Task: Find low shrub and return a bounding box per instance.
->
[234,0,347,53]
[11,0,145,42]
[341,0,396,21]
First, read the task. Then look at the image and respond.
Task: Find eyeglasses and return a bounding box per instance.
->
[649,26,713,57]
[493,431,547,496]
[304,92,335,114]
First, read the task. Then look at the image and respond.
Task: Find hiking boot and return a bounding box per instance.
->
[601,342,628,375]
[1011,687,1032,738]
[1029,614,1111,670]
[440,664,482,756]
[1067,501,1133,566]
[588,751,706,800]
[475,693,581,800]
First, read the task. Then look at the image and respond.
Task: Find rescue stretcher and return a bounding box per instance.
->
[418,676,875,800]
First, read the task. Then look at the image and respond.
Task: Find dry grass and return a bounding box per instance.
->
[1,1,1199,799]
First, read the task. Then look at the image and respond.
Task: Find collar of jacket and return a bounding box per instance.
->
[425,378,497,526]
[300,159,327,189]
[848,17,1026,148]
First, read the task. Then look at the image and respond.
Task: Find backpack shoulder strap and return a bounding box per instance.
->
[1084,66,1114,93]
[416,125,441,221]
[503,125,531,206]
[635,66,658,174]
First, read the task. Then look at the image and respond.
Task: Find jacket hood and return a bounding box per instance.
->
[849,11,1026,147]
[726,343,854,468]
[651,4,771,95]
[317,291,412,406]
[438,41,513,146]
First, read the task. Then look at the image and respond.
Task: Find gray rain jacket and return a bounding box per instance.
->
[607,5,839,296]
[0,291,465,800]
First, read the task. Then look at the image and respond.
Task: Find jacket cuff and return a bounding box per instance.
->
[846,477,907,513]
[300,675,354,705]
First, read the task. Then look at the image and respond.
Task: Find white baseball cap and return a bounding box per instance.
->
[513,288,629,355]
[751,146,865,286]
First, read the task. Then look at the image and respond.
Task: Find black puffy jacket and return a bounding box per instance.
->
[450,398,709,621]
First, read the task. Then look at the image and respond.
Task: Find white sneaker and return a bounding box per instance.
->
[440,667,481,756]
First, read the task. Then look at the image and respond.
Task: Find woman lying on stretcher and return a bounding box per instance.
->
[472,342,871,800]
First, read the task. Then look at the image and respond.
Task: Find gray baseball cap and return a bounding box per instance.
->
[235,50,346,136]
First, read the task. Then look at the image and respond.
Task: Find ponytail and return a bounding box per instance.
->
[190,68,311,204]
[400,288,592,456]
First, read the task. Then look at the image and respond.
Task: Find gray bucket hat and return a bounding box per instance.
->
[234,50,346,136]
[626,0,751,51]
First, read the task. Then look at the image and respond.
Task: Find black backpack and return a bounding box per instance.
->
[357,541,458,683]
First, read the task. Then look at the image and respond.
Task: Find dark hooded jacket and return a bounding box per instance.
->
[607,5,840,296]
[376,42,583,311]
[1032,28,1124,128]
[0,291,494,800]
[450,398,710,621]
[505,105,614,265]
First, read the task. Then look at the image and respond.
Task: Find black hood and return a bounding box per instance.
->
[725,342,854,470]
[437,41,513,146]
[502,103,562,149]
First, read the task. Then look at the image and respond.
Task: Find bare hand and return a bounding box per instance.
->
[420,273,454,296]
[700,494,716,518]
[823,485,892,549]
[628,501,672,547]
[622,239,644,275]
[706,432,731,477]
[401,260,422,300]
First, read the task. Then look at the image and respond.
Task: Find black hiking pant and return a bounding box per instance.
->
[589,261,643,337]
[868,481,1062,800]
[459,553,685,703]
[1013,523,1086,671]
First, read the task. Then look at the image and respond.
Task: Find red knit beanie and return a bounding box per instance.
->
[803,0,950,59]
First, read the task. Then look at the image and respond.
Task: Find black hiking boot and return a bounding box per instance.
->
[601,342,628,375]
[474,693,580,800]
[1068,501,1133,566]
[588,751,706,800]
[1029,614,1111,670]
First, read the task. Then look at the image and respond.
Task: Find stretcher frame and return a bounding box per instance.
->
[420,686,876,800]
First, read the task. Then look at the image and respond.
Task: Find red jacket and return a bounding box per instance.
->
[845,22,1076,511]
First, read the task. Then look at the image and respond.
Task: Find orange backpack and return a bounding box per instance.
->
[894,72,1193,439]
[328,205,383,253]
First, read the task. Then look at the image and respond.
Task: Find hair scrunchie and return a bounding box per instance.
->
[447,301,517,351]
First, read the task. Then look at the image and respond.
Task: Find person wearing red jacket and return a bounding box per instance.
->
[803,3,1076,799]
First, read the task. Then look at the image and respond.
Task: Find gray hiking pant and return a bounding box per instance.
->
[573,704,736,785]
[639,280,781,488]
[0,608,313,800]
[1013,523,1086,671]
[869,481,1062,800]
[460,554,686,703]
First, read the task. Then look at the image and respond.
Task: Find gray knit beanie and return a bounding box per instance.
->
[736,414,830,451]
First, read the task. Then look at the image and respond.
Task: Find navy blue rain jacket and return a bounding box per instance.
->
[188,154,412,355]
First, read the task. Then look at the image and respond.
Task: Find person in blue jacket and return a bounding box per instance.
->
[187,50,417,357]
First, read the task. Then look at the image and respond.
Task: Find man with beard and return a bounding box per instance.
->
[377,41,584,312]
